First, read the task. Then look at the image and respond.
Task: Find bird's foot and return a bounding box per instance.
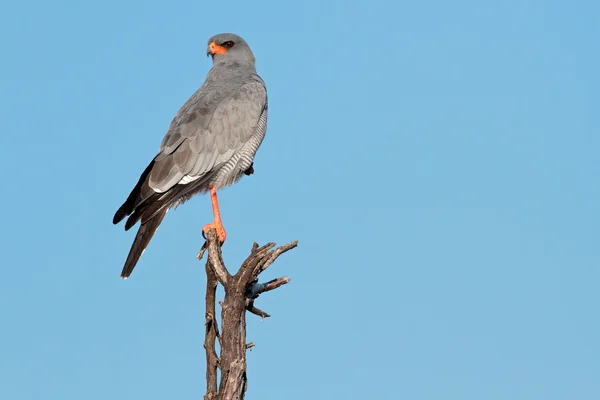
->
[202,221,227,244]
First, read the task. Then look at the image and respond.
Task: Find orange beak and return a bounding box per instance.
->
[208,42,227,55]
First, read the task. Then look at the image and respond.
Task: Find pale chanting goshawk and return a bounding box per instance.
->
[113,33,268,278]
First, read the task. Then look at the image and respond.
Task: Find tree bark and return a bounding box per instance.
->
[203,259,219,400]
[198,229,298,400]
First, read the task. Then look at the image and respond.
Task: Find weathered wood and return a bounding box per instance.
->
[199,229,298,399]
[203,260,219,400]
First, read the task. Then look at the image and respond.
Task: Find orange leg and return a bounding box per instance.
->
[202,186,227,243]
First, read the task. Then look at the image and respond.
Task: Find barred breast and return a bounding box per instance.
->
[211,104,268,189]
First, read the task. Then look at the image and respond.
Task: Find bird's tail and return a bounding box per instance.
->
[120,209,167,279]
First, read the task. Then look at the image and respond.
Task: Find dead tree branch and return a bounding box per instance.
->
[203,261,219,400]
[199,229,298,400]
[245,301,270,319]
[246,277,290,299]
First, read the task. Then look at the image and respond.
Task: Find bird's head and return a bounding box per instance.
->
[207,33,255,65]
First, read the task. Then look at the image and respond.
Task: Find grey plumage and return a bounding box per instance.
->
[113,33,268,278]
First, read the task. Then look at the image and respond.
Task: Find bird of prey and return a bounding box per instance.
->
[113,33,268,279]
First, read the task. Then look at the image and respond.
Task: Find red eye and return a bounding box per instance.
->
[222,41,235,48]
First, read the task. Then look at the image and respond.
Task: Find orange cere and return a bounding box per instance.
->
[209,42,227,55]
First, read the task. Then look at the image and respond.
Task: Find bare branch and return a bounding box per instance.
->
[247,276,291,299]
[253,242,276,255]
[201,231,298,398]
[204,262,219,400]
[246,301,271,319]
[204,229,230,285]
[253,241,299,276]
[234,242,276,284]
[197,240,208,260]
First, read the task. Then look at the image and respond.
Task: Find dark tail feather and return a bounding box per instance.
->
[120,209,167,279]
[122,174,210,231]
[124,192,160,231]
[113,160,156,225]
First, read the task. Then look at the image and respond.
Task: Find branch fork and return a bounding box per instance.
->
[199,229,298,400]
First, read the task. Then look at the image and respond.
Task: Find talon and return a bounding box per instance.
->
[202,221,227,244]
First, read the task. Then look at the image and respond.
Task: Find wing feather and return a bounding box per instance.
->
[149,80,266,192]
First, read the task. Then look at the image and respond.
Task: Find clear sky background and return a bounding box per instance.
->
[1,0,598,399]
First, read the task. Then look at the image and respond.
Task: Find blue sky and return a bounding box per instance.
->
[1,0,598,398]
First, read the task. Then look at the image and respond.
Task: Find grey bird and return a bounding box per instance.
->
[113,33,268,279]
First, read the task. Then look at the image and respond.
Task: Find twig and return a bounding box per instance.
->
[253,241,299,276]
[197,240,208,260]
[246,301,271,319]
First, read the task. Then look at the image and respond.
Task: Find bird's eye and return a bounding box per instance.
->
[222,41,235,48]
